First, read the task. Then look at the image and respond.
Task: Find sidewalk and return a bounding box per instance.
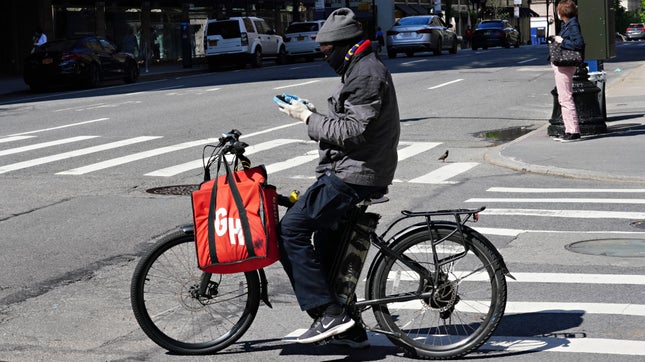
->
[485,62,645,183]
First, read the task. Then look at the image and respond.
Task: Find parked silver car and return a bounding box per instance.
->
[283,20,325,62]
[386,15,459,58]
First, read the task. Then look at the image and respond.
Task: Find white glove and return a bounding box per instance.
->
[279,99,314,124]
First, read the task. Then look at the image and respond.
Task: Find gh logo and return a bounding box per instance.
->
[214,208,244,245]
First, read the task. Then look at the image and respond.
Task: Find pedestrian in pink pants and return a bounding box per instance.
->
[550,0,585,142]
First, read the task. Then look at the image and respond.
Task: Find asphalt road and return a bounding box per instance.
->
[1,43,645,361]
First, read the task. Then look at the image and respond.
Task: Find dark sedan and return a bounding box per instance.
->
[24,36,139,91]
[471,20,520,50]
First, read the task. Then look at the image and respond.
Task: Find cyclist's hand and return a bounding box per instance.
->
[300,99,316,112]
[279,99,313,124]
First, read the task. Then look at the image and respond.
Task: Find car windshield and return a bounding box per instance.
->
[477,22,503,29]
[286,23,319,33]
[207,20,241,39]
[396,17,430,26]
[628,23,644,29]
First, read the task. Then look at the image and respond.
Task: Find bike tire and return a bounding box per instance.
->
[130,230,261,354]
[369,225,507,359]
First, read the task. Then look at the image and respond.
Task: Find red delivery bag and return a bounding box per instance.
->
[191,160,279,274]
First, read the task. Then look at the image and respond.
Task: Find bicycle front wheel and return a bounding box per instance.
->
[130,230,261,354]
[369,225,507,359]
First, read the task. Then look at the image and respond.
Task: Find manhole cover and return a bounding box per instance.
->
[146,185,199,196]
[630,220,645,229]
[565,239,645,257]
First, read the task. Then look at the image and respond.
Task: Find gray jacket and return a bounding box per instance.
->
[307,50,400,187]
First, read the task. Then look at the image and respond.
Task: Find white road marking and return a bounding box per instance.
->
[273,80,320,90]
[5,118,109,137]
[58,138,221,175]
[409,162,479,184]
[480,208,645,219]
[0,136,160,174]
[428,79,463,89]
[517,57,539,64]
[473,226,645,237]
[0,136,99,157]
[266,150,318,174]
[0,135,36,144]
[397,141,441,161]
[467,197,645,204]
[487,187,645,193]
[145,139,302,177]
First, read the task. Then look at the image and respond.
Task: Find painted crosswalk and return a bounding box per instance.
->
[281,272,645,356]
[0,134,481,183]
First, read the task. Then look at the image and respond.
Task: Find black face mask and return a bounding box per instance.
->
[325,43,353,75]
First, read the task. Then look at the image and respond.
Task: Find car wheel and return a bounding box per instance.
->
[472,45,477,51]
[207,57,219,71]
[251,48,262,68]
[515,39,520,48]
[85,63,100,88]
[387,49,397,58]
[405,51,414,57]
[276,46,287,65]
[433,39,442,56]
[124,61,138,83]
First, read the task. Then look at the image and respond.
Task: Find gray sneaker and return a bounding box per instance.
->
[297,311,355,344]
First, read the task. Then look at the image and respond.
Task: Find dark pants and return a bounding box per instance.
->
[279,172,383,311]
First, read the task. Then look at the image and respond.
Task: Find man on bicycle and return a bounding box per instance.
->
[276,8,400,347]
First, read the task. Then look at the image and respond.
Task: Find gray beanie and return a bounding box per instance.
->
[316,8,364,44]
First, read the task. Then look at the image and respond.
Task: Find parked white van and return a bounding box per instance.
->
[203,17,286,70]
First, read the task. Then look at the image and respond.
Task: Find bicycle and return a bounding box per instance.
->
[130,130,514,359]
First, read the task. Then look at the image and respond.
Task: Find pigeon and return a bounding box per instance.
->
[438,150,449,162]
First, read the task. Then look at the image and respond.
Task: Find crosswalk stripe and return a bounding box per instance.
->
[285,330,645,356]
[484,336,645,355]
[0,136,160,174]
[144,139,302,177]
[57,138,221,175]
[481,208,645,219]
[467,197,645,204]
[266,150,318,174]
[0,135,36,144]
[473,226,645,237]
[487,187,645,193]
[409,162,479,184]
[0,136,99,157]
[6,118,109,136]
[397,141,441,161]
[385,271,645,285]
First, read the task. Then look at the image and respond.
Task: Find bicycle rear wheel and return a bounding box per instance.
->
[130,230,261,354]
[369,224,507,359]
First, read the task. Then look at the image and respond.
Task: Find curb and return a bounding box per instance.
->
[483,124,645,184]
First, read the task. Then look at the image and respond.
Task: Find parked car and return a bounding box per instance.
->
[386,15,459,58]
[471,19,521,50]
[203,16,286,70]
[625,23,645,41]
[283,20,325,62]
[23,36,139,91]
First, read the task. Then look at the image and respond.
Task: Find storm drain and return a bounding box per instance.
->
[475,126,535,145]
[565,239,645,258]
[146,185,199,196]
